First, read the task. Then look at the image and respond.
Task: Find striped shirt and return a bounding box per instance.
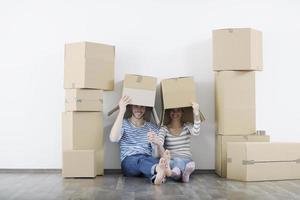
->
[158,120,201,159]
[119,119,159,161]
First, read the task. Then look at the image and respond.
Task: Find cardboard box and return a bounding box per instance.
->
[215,134,270,177]
[62,112,103,175]
[108,74,160,124]
[215,71,255,135]
[64,41,115,90]
[160,77,205,125]
[122,74,157,107]
[62,150,97,178]
[227,142,300,181]
[65,89,103,111]
[97,147,104,175]
[62,112,103,150]
[213,28,263,71]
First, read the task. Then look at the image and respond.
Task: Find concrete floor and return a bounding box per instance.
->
[1,172,300,200]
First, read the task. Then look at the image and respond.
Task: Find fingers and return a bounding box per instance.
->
[147,133,154,139]
[119,96,132,110]
[122,95,132,105]
[191,101,198,106]
[147,132,155,137]
[191,102,199,110]
[147,132,155,142]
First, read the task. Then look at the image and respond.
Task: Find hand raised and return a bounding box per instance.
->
[191,102,200,115]
[119,96,132,113]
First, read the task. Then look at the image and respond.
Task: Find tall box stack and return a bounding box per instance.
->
[213,28,269,178]
[62,42,115,178]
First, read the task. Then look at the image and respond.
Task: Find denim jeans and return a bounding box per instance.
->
[121,154,159,180]
[169,157,193,172]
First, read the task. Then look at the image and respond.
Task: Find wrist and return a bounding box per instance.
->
[119,108,126,115]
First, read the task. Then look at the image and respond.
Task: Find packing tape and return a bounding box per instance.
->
[228,28,234,33]
[136,76,143,83]
[65,98,103,103]
[242,160,255,165]
[242,159,300,165]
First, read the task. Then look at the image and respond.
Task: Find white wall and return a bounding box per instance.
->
[0,0,300,169]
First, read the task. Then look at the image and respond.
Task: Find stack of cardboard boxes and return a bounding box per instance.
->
[62,42,115,178]
[213,28,270,178]
[213,28,300,181]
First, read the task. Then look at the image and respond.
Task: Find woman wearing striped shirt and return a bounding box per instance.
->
[149,102,201,182]
[109,96,170,185]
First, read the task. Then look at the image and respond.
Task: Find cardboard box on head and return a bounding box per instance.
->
[64,41,115,90]
[108,74,160,125]
[160,77,205,126]
[122,74,157,107]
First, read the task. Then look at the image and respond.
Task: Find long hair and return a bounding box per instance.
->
[164,108,184,125]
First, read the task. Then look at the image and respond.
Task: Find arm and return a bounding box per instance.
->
[156,143,166,158]
[190,102,201,136]
[148,129,166,157]
[109,96,131,142]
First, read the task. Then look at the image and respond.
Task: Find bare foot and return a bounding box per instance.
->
[163,150,172,177]
[182,161,195,183]
[163,149,171,160]
[154,158,167,185]
[171,167,181,180]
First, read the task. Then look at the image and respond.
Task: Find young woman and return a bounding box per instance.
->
[148,102,201,182]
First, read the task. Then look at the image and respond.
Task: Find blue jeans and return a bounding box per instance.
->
[121,154,159,180]
[170,157,193,172]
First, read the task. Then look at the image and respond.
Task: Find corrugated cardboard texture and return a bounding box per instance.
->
[215,71,256,135]
[122,74,157,107]
[65,89,103,111]
[213,28,263,71]
[215,135,270,177]
[64,41,115,90]
[161,77,196,109]
[160,77,202,126]
[62,150,97,178]
[227,142,300,181]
